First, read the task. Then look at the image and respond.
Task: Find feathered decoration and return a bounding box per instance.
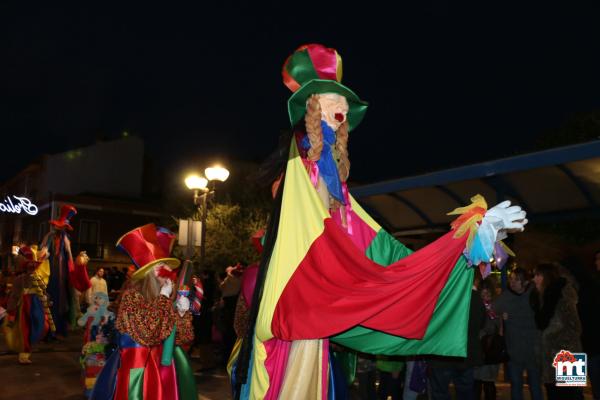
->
[447,194,488,249]
[448,195,516,267]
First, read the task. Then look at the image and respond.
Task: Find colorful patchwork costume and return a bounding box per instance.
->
[3,246,54,364]
[231,44,528,399]
[91,224,197,400]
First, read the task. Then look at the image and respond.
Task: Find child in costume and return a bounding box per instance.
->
[3,246,55,364]
[79,292,116,397]
[90,224,197,400]
[233,44,529,399]
[78,291,114,344]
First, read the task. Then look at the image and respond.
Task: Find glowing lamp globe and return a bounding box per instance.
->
[185,175,208,190]
[205,166,229,182]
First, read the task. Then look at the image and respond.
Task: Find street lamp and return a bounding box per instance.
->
[204,166,230,183]
[183,165,229,263]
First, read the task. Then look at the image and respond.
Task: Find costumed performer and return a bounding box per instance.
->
[232,43,529,399]
[78,291,114,344]
[79,291,116,397]
[3,246,55,364]
[90,223,197,400]
[41,204,91,337]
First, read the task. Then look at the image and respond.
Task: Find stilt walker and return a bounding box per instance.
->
[42,204,91,337]
[232,43,529,399]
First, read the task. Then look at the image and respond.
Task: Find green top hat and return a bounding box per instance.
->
[282,44,368,131]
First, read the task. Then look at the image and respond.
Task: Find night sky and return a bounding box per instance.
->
[2,2,600,186]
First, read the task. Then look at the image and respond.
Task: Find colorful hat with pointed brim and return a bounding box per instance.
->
[116,224,180,280]
[282,44,368,131]
[50,204,77,231]
[17,246,42,271]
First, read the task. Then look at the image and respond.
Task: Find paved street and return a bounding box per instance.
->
[0,330,232,400]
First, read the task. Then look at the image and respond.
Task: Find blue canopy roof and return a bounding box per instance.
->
[350,140,600,236]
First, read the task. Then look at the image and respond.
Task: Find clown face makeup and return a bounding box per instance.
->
[317,93,349,131]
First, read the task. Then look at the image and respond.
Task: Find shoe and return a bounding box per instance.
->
[18,353,32,364]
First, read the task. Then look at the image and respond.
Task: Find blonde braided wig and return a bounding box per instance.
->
[305,94,351,182]
[334,121,350,182]
[305,95,323,161]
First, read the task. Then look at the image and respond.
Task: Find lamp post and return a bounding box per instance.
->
[184,165,229,263]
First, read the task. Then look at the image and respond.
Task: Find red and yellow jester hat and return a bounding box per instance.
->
[50,204,77,231]
[282,43,368,131]
[116,224,180,280]
[17,246,42,272]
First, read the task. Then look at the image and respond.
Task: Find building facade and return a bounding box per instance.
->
[0,136,169,272]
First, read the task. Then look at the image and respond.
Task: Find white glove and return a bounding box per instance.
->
[176,296,190,316]
[480,200,528,244]
[160,279,173,298]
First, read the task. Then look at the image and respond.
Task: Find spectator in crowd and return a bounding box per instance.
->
[590,251,600,400]
[218,265,242,366]
[474,277,501,400]
[104,267,115,292]
[494,267,543,400]
[429,273,485,400]
[86,267,108,305]
[198,269,216,343]
[376,356,404,400]
[563,254,600,400]
[403,358,427,400]
[113,267,126,292]
[530,263,583,400]
[355,353,377,400]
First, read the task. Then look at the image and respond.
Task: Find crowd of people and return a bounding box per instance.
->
[351,255,600,400]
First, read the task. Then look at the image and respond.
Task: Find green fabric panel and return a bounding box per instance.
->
[161,325,176,366]
[174,346,198,400]
[286,49,320,86]
[128,367,145,400]
[332,257,473,357]
[365,229,413,266]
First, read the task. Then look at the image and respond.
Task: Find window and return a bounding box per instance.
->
[79,220,99,245]
[77,220,103,259]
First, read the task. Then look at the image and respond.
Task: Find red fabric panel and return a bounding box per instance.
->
[69,257,91,292]
[115,347,150,399]
[142,347,162,400]
[272,219,467,341]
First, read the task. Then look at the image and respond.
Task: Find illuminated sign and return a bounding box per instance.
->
[0,196,39,215]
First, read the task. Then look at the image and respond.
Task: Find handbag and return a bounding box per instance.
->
[481,333,509,364]
[481,319,509,364]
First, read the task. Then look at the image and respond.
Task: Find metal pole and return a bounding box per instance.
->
[186,217,193,260]
[200,191,207,263]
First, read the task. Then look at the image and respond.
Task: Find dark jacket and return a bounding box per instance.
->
[530,278,582,383]
[494,285,541,365]
[565,262,600,356]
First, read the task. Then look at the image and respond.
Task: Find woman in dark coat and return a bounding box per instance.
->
[530,263,583,400]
